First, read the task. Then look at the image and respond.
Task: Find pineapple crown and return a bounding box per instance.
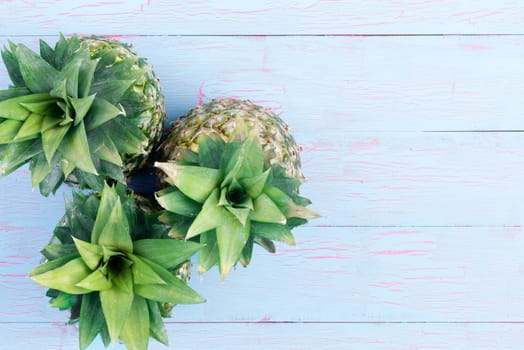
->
[30,183,205,350]
[155,131,318,279]
[0,34,150,195]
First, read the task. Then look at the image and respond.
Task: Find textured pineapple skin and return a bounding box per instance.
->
[81,36,167,173]
[158,99,304,181]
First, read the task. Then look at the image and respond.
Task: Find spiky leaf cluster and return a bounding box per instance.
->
[155,134,318,279]
[30,184,205,350]
[0,34,164,195]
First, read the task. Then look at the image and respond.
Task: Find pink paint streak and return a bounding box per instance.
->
[371,249,431,256]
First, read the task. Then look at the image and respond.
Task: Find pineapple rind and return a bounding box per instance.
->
[159,99,304,182]
[81,36,166,173]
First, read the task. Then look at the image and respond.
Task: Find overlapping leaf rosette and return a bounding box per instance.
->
[0,34,165,195]
[0,32,319,350]
[30,184,205,350]
[155,116,318,279]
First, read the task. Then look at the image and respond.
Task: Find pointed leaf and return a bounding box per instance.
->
[251,222,296,246]
[49,291,76,311]
[135,257,205,304]
[197,134,225,169]
[0,97,32,121]
[57,54,82,98]
[129,254,166,285]
[15,44,58,92]
[70,94,96,126]
[226,206,251,227]
[239,234,254,267]
[19,98,57,114]
[146,299,169,346]
[216,213,250,279]
[76,269,112,291]
[264,186,319,220]
[90,79,134,104]
[41,243,77,261]
[84,98,123,131]
[79,292,105,350]
[250,193,286,224]
[0,87,31,101]
[42,124,69,163]
[100,275,134,343]
[72,237,103,270]
[14,113,43,141]
[58,122,98,174]
[41,114,62,132]
[38,161,65,196]
[29,156,59,193]
[133,239,203,270]
[30,253,79,276]
[97,197,133,253]
[198,230,219,274]
[78,58,99,98]
[155,162,222,203]
[91,184,120,244]
[1,46,24,87]
[104,117,147,155]
[61,159,76,178]
[0,119,22,143]
[29,257,91,294]
[39,39,55,67]
[187,188,226,238]
[120,295,150,350]
[155,187,201,217]
[240,169,271,198]
[222,137,265,184]
[88,128,123,166]
[0,139,41,175]
[254,236,276,253]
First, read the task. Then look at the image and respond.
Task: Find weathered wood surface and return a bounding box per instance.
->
[1,1,524,35]
[2,189,524,323]
[2,36,524,132]
[3,323,524,350]
[1,1,524,349]
[3,131,524,227]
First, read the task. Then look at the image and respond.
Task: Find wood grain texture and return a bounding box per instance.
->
[2,131,524,226]
[2,190,524,324]
[1,2,523,349]
[3,323,524,350]
[2,36,524,133]
[1,1,524,35]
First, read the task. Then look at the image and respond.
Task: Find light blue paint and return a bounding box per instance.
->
[0,2,523,349]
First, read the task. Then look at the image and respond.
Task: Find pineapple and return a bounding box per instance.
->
[158,98,304,182]
[155,99,318,279]
[31,183,205,350]
[0,34,166,195]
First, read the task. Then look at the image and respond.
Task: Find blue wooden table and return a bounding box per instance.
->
[2,1,524,349]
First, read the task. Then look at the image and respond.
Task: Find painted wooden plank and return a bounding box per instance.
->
[2,131,524,226]
[1,1,524,35]
[2,224,524,323]
[3,322,524,349]
[1,36,523,132]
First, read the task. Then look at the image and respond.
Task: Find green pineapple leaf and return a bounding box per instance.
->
[120,296,150,350]
[31,183,204,350]
[154,187,201,217]
[156,132,317,279]
[155,162,222,203]
[79,292,105,350]
[132,239,203,270]
[0,34,166,194]
[146,299,169,346]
